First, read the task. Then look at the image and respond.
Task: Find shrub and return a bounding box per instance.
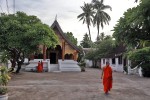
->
[0,87,7,95]
[78,60,86,72]
[141,62,150,77]
[123,66,128,73]
[0,66,11,95]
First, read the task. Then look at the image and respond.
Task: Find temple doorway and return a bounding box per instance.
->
[50,52,57,64]
[47,45,62,64]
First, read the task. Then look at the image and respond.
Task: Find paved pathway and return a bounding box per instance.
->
[8,68,150,100]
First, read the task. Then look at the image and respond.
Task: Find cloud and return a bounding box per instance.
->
[0,0,138,44]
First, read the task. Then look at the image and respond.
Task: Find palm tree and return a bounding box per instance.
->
[99,32,105,41]
[92,0,111,39]
[77,2,95,41]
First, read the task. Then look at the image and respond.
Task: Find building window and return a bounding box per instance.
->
[118,56,122,64]
[112,58,115,64]
[103,59,105,64]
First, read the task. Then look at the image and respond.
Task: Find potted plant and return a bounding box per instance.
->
[0,66,11,100]
[78,60,86,72]
[123,66,128,74]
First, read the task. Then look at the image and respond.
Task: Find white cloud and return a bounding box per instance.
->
[0,0,138,44]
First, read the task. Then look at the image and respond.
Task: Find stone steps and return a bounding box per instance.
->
[25,59,81,72]
[50,64,59,72]
[25,59,50,72]
[59,60,81,72]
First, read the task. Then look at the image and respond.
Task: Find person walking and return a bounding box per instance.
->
[101,61,113,95]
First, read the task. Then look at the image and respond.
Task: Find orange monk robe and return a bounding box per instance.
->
[103,65,112,93]
[37,62,42,72]
[37,62,40,72]
[41,61,43,71]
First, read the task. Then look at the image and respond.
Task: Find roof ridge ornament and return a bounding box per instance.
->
[55,14,57,21]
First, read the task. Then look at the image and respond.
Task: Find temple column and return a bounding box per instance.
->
[30,54,34,60]
[115,57,119,71]
[73,50,77,61]
[62,40,65,61]
[43,45,46,60]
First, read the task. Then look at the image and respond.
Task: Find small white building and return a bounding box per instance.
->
[82,48,99,67]
[101,55,125,72]
[101,44,127,72]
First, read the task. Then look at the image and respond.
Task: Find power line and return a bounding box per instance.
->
[6,0,9,14]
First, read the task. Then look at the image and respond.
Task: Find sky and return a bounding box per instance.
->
[0,0,138,44]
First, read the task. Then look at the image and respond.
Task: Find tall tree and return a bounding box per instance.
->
[77,2,95,41]
[80,33,91,48]
[85,38,115,67]
[97,32,105,41]
[64,32,78,46]
[113,0,150,74]
[96,32,112,44]
[0,12,58,73]
[113,0,150,48]
[92,0,111,38]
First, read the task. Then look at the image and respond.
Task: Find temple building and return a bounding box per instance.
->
[25,20,81,72]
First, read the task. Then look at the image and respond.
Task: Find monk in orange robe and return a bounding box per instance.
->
[101,61,113,94]
[37,61,42,72]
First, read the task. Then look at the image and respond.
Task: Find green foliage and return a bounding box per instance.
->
[0,66,10,86]
[96,32,112,43]
[80,33,92,48]
[78,0,111,41]
[0,66,11,95]
[127,47,150,61]
[92,0,111,37]
[0,11,58,58]
[77,2,95,41]
[83,33,114,68]
[141,62,150,77]
[113,0,150,73]
[85,49,97,60]
[77,49,84,62]
[96,38,115,58]
[0,51,10,64]
[64,32,77,46]
[127,47,150,72]
[78,59,86,72]
[0,87,7,95]
[85,38,115,60]
[113,0,150,48]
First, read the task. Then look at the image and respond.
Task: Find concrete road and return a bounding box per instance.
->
[8,68,150,100]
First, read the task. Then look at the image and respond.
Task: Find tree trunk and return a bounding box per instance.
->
[8,48,24,73]
[16,52,24,73]
[9,59,16,72]
[8,48,18,72]
[92,60,94,68]
[97,24,100,40]
[16,61,22,73]
[94,60,97,68]
[87,24,91,41]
